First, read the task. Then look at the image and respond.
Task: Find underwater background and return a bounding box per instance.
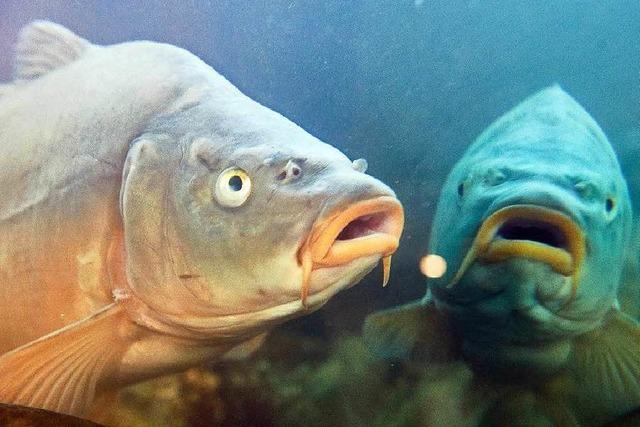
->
[1,1,639,426]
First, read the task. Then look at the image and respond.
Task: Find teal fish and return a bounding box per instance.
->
[365,86,640,426]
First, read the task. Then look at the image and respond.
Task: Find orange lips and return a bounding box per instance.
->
[298,196,404,306]
[447,205,585,299]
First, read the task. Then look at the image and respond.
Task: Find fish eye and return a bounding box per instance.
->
[214,167,252,207]
[457,182,464,197]
[605,197,615,213]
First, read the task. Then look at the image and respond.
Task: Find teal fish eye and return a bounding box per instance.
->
[457,182,464,197]
[606,197,615,213]
[228,175,243,191]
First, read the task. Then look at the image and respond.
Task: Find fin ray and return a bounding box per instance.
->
[38,339,96,410]
[569,310,640,423]
[14,20,90,81]
[0,304,127,417]
[51,344,98,413]
[24,336,94,403]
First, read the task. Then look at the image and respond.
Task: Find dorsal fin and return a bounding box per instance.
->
[14,21,90,81]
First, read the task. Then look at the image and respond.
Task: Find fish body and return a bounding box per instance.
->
[366,86,640,425]
[0,21,403,419]
[429,85,631,373]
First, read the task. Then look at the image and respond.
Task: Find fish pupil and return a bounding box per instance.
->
[228,175,243,191]
[606,198,614,212]
[457,183,464,197]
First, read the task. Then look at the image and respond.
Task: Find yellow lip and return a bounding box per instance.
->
[448,205,585,298]
[298,196,404,306]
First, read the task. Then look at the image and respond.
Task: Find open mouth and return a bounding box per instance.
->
[298,196,404,306]
[496,218,568,249]
[448,205,585,297]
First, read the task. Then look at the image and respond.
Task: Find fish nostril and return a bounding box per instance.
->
[276,159,303,183]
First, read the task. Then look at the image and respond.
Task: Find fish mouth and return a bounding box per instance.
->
[448,205,585,298]
[298,196,404,306]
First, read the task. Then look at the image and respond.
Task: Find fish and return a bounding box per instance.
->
[0,21,404,421]
[364,86,640,426]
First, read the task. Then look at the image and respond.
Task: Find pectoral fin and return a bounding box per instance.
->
[0,303,128,418]
[568,309,640,423]
[363,299,457,361]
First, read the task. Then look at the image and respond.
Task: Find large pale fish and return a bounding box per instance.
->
[365,86,640,426]
[0,21,404,420]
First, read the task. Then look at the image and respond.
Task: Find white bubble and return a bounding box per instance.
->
[419,254,447,278]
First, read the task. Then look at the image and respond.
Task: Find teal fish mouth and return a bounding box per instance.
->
[447,205,585,299]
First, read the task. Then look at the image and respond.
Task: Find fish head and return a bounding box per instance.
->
[120,87,403,337]
[427,86,631,349]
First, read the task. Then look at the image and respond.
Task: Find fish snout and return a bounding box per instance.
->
[296,172,404,305]
[479,206,583,276]
[307,196,404,266]
[464,182,588,291]
[486,182,582,225]
[308,170,403,265]
[447,204,585,307]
